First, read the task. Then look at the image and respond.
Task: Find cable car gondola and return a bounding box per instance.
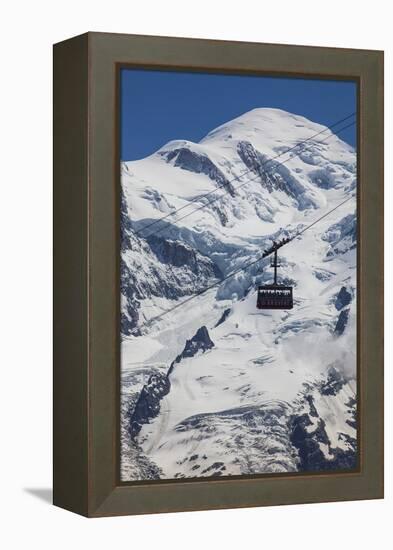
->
[257,243,293,310]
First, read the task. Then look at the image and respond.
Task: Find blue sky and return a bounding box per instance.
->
[120,68,357,161]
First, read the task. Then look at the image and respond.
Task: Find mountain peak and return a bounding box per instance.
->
[200,107,327,147]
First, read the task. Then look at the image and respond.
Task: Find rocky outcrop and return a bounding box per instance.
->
[147,235,221,277]
[319,365,346,396]
[323,214,357,258]
[120,189,142,335]
[120,367,164,479]
[162,147,235,195]
[309,167,337,189]
[334,308,350,336]
[120,223,222,336]
[129,373,171,438]
[129,326,215,438]
[332,284,353,341]
[236,140,315,210]
[290,373,357,472]
[237,140,289,194]
[214,308,231,328]
[168,326,214,376]
[335,286,352,310]
[290,413,357,472]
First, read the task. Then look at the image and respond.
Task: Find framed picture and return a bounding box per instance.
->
[53,32,384,517]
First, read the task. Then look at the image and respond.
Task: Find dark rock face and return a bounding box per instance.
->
[291,415,328,471]
[147,235,222,278]
[313,268,334,282]
[305,395,319,417]
[213,205,229,227]
[121,367,163,479]
[345,397,357,430]
[319,366,346,396]
[290,414,357,472]
[334,308,350,336]
[120,189,142,335]
[215,308,231,328]
[130,373,171,438]
[168,326,215,376]
[309,168,337,189]
[335,286,352,311]
[238,141,289,194]
[236,141,314,209]
[129,327,214,438]
[121,299,141,336]
[162,147,235,195]
[120,212,222,336]
[290,380,357,473]
[120,187,134,252]
[323,213,357,258]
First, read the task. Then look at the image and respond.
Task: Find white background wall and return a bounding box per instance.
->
[0,1,391,548]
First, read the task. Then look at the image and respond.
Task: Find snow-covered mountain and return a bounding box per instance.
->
[120,108,357,481]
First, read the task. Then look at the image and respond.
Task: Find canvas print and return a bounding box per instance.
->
[119,69,358,482]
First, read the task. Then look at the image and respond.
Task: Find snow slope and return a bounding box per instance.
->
[120,108,357,480]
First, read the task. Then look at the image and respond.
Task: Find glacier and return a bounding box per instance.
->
[120,107,357,481]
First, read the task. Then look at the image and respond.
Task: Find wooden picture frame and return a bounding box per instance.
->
[53,32,383,517]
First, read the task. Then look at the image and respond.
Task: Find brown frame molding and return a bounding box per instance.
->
[53,32,383,517]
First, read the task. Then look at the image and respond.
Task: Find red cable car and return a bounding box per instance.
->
[257,245,293,310]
